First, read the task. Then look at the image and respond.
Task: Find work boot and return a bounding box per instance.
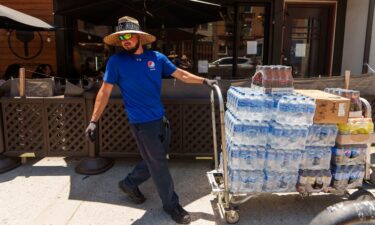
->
[164,204,191,224]
[118,180,146,204]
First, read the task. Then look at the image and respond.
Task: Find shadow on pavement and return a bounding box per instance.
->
[1,157,371,225]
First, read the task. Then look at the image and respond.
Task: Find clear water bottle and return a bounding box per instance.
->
[290,150,302,171]
[279,173,290,192]
[263,95,274,121]
[247,93,263,121]
[306,97,316,125]
[269,121,282,149]
[229,169,240,193]
[322,147,332,170]
[250,170,264,193]
[306,149,318,169]
[295,97,306,124]
[228,144,241,170]
[242,147,258,170]
[265,148,277,171]
[300,149,306,169]
[276,96,289,124]
[226,87,235,111]
[257,146,267,169]
[263,170,278,192]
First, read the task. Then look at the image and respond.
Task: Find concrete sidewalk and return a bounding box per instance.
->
[0,157,361,225]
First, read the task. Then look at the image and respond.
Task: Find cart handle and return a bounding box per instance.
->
[360,97,372,181]
[360,97,372,119]
[210,83,229,204]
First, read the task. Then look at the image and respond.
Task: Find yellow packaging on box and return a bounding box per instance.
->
[338,118,374,135]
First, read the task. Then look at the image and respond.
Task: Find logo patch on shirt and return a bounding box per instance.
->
[147,61,156,70]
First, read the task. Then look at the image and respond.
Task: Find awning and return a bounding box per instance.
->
[0,4,55,31]
[54,0,223,28]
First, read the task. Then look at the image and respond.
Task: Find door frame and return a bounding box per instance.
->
[283,0,337,76]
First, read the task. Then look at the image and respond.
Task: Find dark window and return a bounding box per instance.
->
[220,58,233,64]
[237,58,248,64]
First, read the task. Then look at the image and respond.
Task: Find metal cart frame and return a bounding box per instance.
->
[207,84,375,224]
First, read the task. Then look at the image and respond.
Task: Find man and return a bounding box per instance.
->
[85,16,218,224]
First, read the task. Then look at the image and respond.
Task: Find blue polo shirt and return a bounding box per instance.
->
[104,50,177,123]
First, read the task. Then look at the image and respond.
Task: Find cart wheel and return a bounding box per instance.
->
[225,210,240,224]
[348,189,375,201]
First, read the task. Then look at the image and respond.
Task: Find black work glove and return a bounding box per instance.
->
[203,78,219,88]
[85,121,97,142]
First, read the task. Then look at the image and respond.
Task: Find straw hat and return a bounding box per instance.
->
[103,16,156,46]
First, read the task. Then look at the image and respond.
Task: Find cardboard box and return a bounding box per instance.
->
[295,89,350,124]
[336,133,375,145]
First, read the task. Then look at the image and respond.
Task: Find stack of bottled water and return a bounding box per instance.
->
[225,111,269,146]
[268,121,308,150]
[275,95,316,125]
[226,87,273,121]
[300,147,332,170]
[306,124,338,147]
[296,124,337,193]
[297,170,332,193]
[331,165,365,190]
[263,149,301,192]
[331,144,367,190]
[225,86,316,193]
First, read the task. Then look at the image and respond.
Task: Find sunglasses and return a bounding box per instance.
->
[118,33,133,41]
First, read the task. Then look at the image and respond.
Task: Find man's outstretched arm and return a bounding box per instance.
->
[90,82,114,122]
[171,68,218,87]
[85,82,113,142]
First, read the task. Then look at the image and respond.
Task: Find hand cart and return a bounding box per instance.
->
[207,84,375,224]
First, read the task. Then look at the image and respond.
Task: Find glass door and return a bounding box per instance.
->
[283,4,335,78]
[236,4,269,78]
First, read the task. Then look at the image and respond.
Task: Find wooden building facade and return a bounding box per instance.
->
[0,0,56,78]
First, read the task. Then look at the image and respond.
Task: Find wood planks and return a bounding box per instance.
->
[0,0,56,78]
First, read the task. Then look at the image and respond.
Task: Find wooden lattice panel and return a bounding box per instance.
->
[99,101,138,154]
[45,100,87,156]
[1,99,46,156]
[182,102,217,155]
[164,102,183,154]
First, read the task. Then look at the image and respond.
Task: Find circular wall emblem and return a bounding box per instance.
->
[8,30,44,60]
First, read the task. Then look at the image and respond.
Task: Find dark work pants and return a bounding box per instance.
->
[123,117,179,211]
